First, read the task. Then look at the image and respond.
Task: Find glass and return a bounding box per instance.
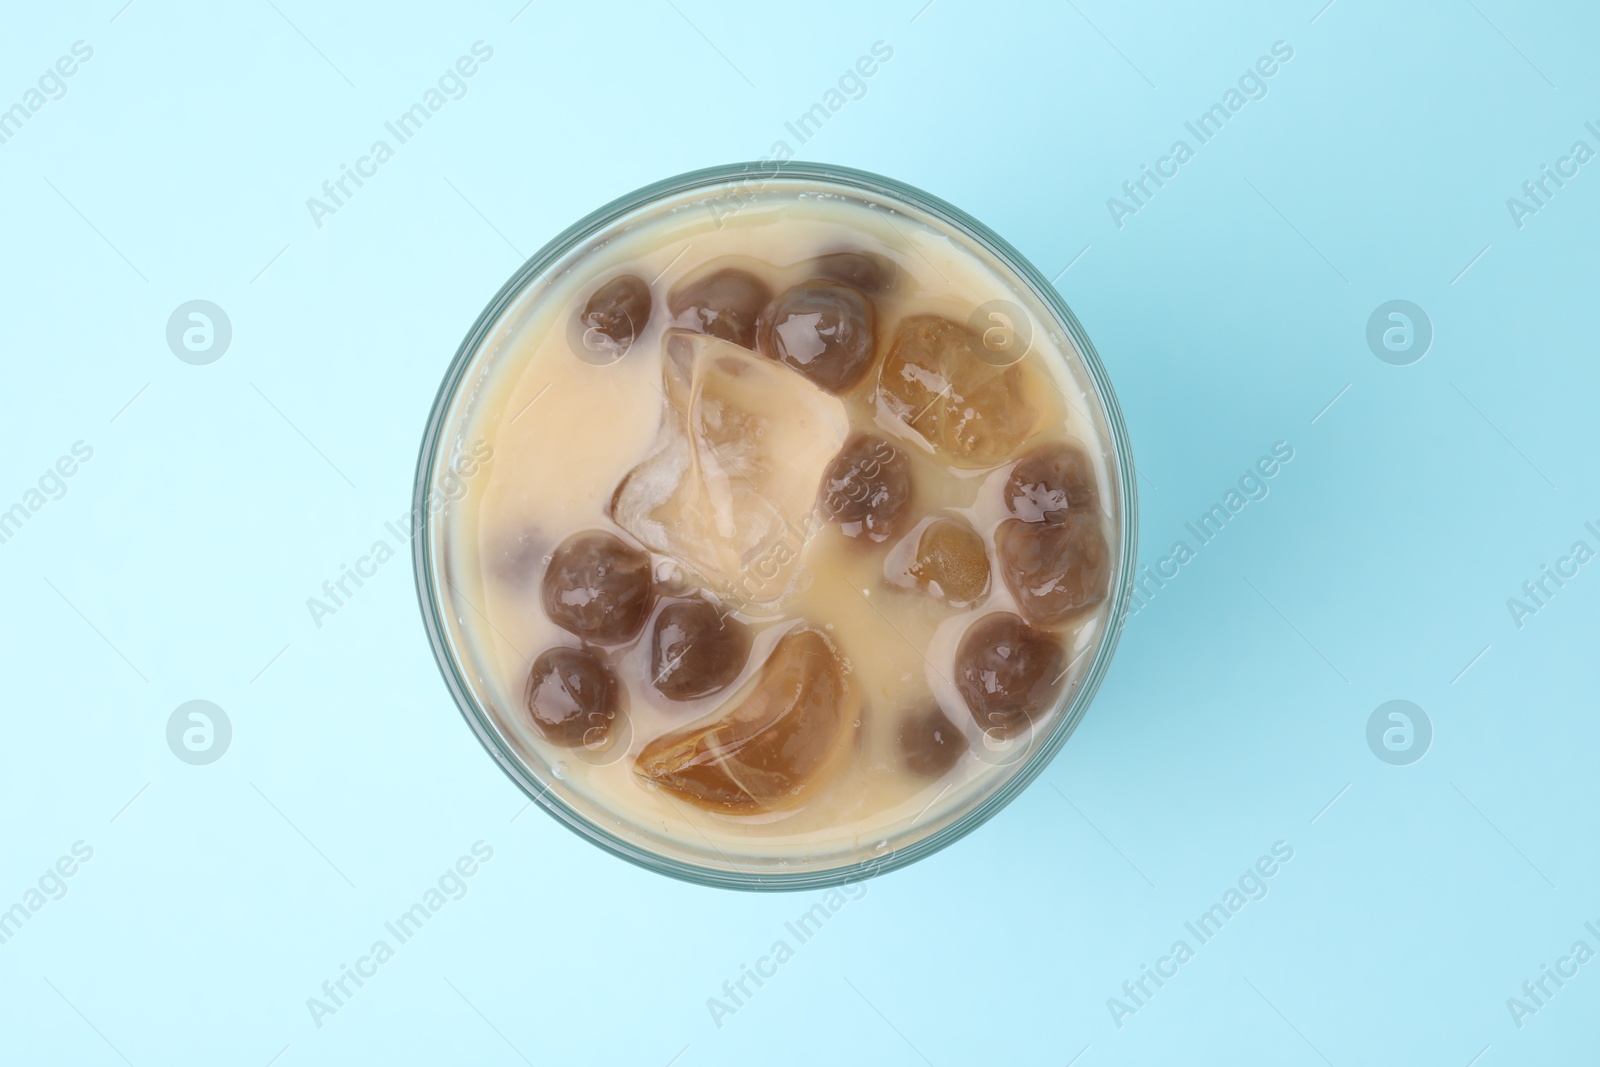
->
[411,161,1138,890]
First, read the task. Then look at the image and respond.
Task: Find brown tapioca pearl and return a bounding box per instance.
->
[756,280,877,394]
[898,703,969,778]
[540,530,654,644]
[812,250,897,294]
[576,274,652,359]
[954,612,1066,740]
[524,646,623,749]
[818,432,913,543]
[667,267,772,349]
[649,599,752,701]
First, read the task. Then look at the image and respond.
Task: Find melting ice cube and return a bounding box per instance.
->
[877,314,1039,468]
[634,625,858,812]
[612,330,850,610]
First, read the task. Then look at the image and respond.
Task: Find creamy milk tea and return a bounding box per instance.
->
[433,176,1122,875]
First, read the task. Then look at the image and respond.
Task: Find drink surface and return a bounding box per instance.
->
[437,180,1121,874]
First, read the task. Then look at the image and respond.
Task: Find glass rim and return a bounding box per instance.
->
[411,159,1140,892]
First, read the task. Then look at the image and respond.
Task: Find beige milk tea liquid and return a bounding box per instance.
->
[441,182,1119,871]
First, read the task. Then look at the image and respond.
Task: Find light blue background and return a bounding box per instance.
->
[1,1,1595,1064]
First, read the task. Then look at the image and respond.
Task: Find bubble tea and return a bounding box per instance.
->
[440,176,1121,875]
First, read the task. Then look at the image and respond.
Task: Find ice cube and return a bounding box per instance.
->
[611,330,850,610]
[877,314,1039,468]
[633,626,858,812]
[897,516,990,607]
